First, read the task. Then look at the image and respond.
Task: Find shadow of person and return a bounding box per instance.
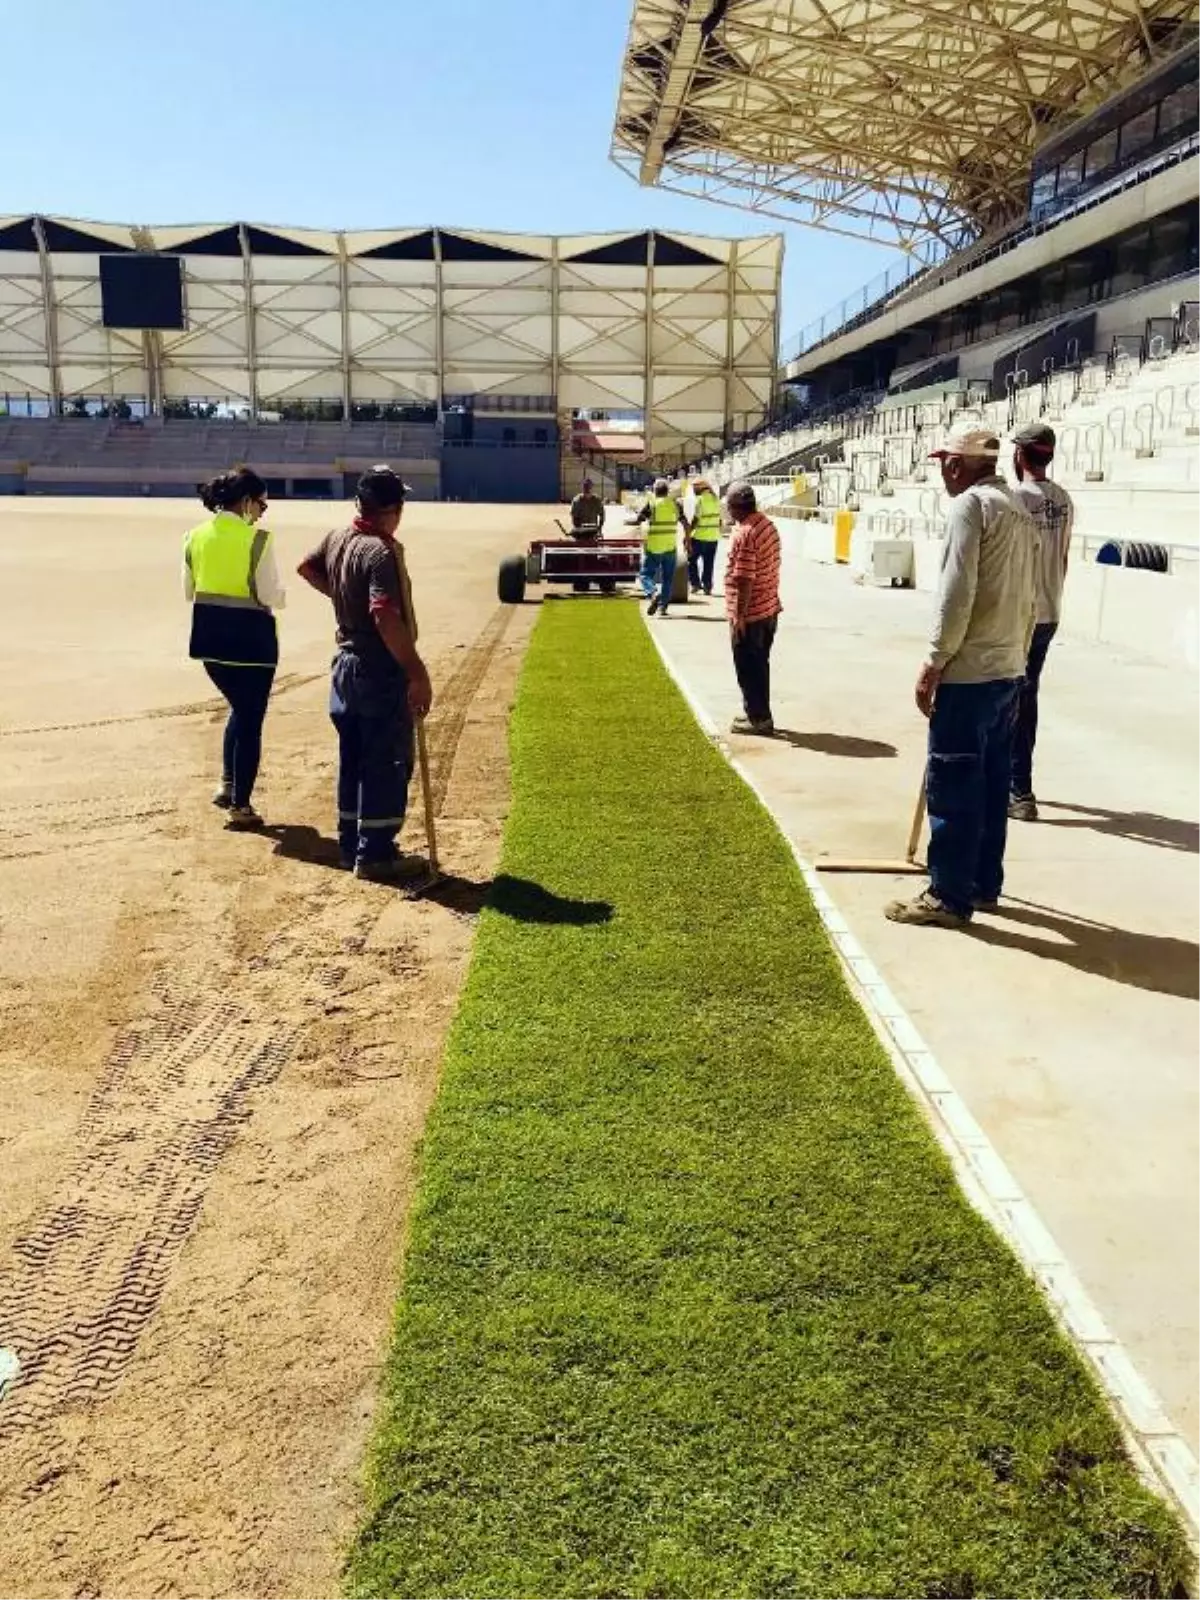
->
[264,829,614,927]
[772,730,898,759]
[1037,801,1199,854]
[266,823,345,869]
[968,897,1199,1001]
[386,871,613,923]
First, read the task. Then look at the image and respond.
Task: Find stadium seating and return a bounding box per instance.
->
[0,416,441,497]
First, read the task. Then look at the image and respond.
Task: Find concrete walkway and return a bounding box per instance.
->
[654,548,1199,1452]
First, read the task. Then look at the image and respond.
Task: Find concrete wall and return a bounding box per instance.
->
[780,521,1199,670]
[440,443,560,503]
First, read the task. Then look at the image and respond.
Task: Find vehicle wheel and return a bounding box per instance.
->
[572,579,590,592]
[498,555,527,604]
[598,578,616,594]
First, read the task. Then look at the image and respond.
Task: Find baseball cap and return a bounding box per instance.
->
[928,423,1001,460]
[582,476,594,489]
[653,476,670,493]
[358,465,413,505]
[1010,421,1057,452]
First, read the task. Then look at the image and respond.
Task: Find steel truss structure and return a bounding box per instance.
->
[612,0,1198,252]
[0,218,782,458]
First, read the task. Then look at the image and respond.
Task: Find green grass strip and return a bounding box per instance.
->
[347,600,1189,1599]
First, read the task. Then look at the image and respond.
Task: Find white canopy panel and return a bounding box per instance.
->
[0,218,782,458]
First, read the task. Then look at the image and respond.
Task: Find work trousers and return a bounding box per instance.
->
[641,549,677,609]
[203,661,275,807]
[926,678,1021,919]
[732,616,778,724]
[688,538,719,594]
[329,652,413,866]
[1011,621,1058,799]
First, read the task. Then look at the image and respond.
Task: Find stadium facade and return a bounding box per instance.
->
[614,1,1197,426]
[0,221,781,499]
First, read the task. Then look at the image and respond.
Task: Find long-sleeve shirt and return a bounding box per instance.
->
[1013,477,1073,625]
[929,476,1037,684]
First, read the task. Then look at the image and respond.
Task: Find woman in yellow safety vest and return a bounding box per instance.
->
[183,466,285,829]
[687,478,723,596]
[633,477,687,617]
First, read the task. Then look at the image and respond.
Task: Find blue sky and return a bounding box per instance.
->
[6,0,905,347]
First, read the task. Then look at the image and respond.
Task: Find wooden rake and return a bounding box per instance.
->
[814,775,927,875]
[393,543,441,897]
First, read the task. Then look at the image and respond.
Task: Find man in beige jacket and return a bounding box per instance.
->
[887,423,1038,928]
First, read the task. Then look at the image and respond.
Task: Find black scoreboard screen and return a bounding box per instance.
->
[99,254,185,331]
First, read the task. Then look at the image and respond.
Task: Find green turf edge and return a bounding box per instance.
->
[345,599,1190,1600]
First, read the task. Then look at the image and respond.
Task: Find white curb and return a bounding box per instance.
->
[644,618,1199,1553]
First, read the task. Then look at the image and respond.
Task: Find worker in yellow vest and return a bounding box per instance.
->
[686,477,723,596]
[183,466,284,829]
[633,477,687,617]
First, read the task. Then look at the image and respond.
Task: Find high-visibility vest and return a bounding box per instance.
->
[184,511,278,667]
[645,494,679,555]
[692,491,721,540]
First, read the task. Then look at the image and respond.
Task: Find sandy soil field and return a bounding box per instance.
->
[0,498,540,1598]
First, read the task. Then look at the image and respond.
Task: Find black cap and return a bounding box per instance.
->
[1010,422,1057,452]
[356,465,412,508]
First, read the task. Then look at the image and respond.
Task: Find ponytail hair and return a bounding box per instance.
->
[199,464,267,513]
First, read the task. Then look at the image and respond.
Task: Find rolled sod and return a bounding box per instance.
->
[347,599,1189,1599]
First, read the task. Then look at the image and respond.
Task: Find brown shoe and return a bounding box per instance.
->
[884,889,968,928]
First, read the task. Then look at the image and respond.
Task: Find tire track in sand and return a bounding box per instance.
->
[0,610,510,1432]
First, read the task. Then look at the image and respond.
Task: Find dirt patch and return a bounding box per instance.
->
[0,501,541,1597]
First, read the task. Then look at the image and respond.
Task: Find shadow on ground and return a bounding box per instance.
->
[970,897,1199,1000]
[771,729,898,759]
[1037,800,1199,854]
[266,826,613,925]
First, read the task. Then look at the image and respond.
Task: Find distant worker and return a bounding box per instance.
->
[569,477,605,537]
[184,466,283,830]
[634,477,686,617]
[886,424,1037,929]
[1009,422,1074,823]
[687,477,723,595]
[297,467,433,882]
[724,481,782,735]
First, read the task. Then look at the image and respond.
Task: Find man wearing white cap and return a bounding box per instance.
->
[886,423,1037,928]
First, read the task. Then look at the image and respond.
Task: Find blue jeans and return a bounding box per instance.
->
[641,549,677,607]
[687,539,718,593]
[1012,621,1057,798]
[329,653,412,865]
[926,679,1021,918]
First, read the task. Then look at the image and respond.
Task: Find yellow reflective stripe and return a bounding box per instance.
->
[248,527,270,607]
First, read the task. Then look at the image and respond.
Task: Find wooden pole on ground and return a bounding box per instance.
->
[814,774,927,875]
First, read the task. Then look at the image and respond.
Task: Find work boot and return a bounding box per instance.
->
[884,889,968,929]
[973,896,1001,913]
[1009,794,1038,822]
[730,715,775,736]
[646,595,660,616]
[354,856,420,884]
[212,779,233,809]
[225,804,264,831]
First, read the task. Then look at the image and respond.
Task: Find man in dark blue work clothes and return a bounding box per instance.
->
[298,468,433,881]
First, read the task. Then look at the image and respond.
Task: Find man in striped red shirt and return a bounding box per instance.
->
[724,481,783,736]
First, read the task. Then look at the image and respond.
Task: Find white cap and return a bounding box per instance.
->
[927,423,1001,460]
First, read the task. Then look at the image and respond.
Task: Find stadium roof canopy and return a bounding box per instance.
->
[612,0,1198,255]
[0,219,782,458]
